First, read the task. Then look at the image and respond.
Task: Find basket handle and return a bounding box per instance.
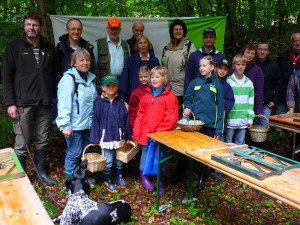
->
[255,115,269,128]
[190,111,196,122]
[82,144,102,160]
[129,140,137,147]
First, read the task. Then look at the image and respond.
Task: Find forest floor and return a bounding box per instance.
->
[1,94,300,224]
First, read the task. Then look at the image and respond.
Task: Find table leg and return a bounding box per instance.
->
[188,158,194,200]
[156,143,161,211]
[292,132,296,159]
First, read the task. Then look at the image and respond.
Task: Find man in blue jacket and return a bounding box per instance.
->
[184,28,225,92]
[1,12,58,184]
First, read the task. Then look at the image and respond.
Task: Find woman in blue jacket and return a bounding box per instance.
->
[56,48,97,178]
[119,35,160,102]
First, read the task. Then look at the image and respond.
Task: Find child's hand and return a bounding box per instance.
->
[247,123,252,128]
[214,135,221,140]
[183,108,191,117]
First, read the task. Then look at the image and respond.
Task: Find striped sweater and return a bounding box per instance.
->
[226,74,255,129]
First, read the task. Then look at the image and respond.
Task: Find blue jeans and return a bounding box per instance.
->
[65,130,90,176]
[225,128,246,145]
[103,148,124,173]
[254,106,271,126]
[276,102,287,115]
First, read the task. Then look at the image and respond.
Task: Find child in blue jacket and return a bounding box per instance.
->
[183,55,224,190]
[90,75,132,193]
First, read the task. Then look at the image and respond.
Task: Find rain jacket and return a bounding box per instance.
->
[133,85,178,146]
[56,67,97,131]
[89,95,131,149]
[184,74,224,136]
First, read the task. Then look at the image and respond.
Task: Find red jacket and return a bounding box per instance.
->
[133,85,179,145]
[128,84,149,129]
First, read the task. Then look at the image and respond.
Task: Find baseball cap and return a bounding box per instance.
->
[107,17,121,28]
[217,59,230,68]
[101,75,118,86]
[203,28,216,37]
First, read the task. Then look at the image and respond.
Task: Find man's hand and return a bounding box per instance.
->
[7,105,18,119]
[268,102,275,108]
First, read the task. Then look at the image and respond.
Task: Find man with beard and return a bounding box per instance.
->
[1,12,57,184]
[184,28,225,92]
[94,17,130,79]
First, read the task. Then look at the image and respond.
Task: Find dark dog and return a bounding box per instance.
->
[53,160,131,225]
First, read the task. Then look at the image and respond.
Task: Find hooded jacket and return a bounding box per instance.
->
[2,35,58,107]
[118,51,160,102]
[221,78,235,119]
[184,46,225,92]
[56,67,97,131]
[128,84,150,129]
[56,34,97,76]
[89,94,131,149]
[133,85,178,146]
[161,37,197,96]
[184,74,224,136]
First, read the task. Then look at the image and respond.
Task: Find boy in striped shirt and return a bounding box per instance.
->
[225,54,255,144]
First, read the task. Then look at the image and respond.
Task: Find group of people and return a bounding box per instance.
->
[1,11,300,195]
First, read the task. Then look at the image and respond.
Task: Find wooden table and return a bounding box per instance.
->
[148,130,300,211]
[0,148,53,225]
[269,113,300,159]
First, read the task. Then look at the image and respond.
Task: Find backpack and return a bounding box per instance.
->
[67,73,80,114]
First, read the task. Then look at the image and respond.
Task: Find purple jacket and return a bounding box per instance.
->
[231,61,264,115]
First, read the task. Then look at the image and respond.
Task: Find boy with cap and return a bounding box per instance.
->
[90,75,132,193]
[184,27,225,92]
[216,59,235,121]
[214,59,235,181]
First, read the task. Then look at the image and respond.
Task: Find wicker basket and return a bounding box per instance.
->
[81,144,106,173]
[249,115,270,142]
[116,141,140,163]
[177,111,205,132]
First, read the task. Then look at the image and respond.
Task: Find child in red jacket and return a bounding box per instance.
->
[133,66,178,195]
[128,66,150,129]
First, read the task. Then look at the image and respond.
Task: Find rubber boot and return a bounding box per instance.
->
[16,154,27,173]
[116,168,126,187]
[139,168,154,191]
[101,172,119,193]
[198,164,209,190]
[34,150,57,184]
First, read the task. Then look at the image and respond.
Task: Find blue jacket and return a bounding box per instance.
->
[221,78,235,119]
[89,95,132,149]
[118,51,160,102]
[184,74,224,136]
[56,67,97,131]
[184,46,225,92]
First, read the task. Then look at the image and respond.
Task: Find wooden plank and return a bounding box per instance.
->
[269,113,300,127]
[0,148,53,225]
